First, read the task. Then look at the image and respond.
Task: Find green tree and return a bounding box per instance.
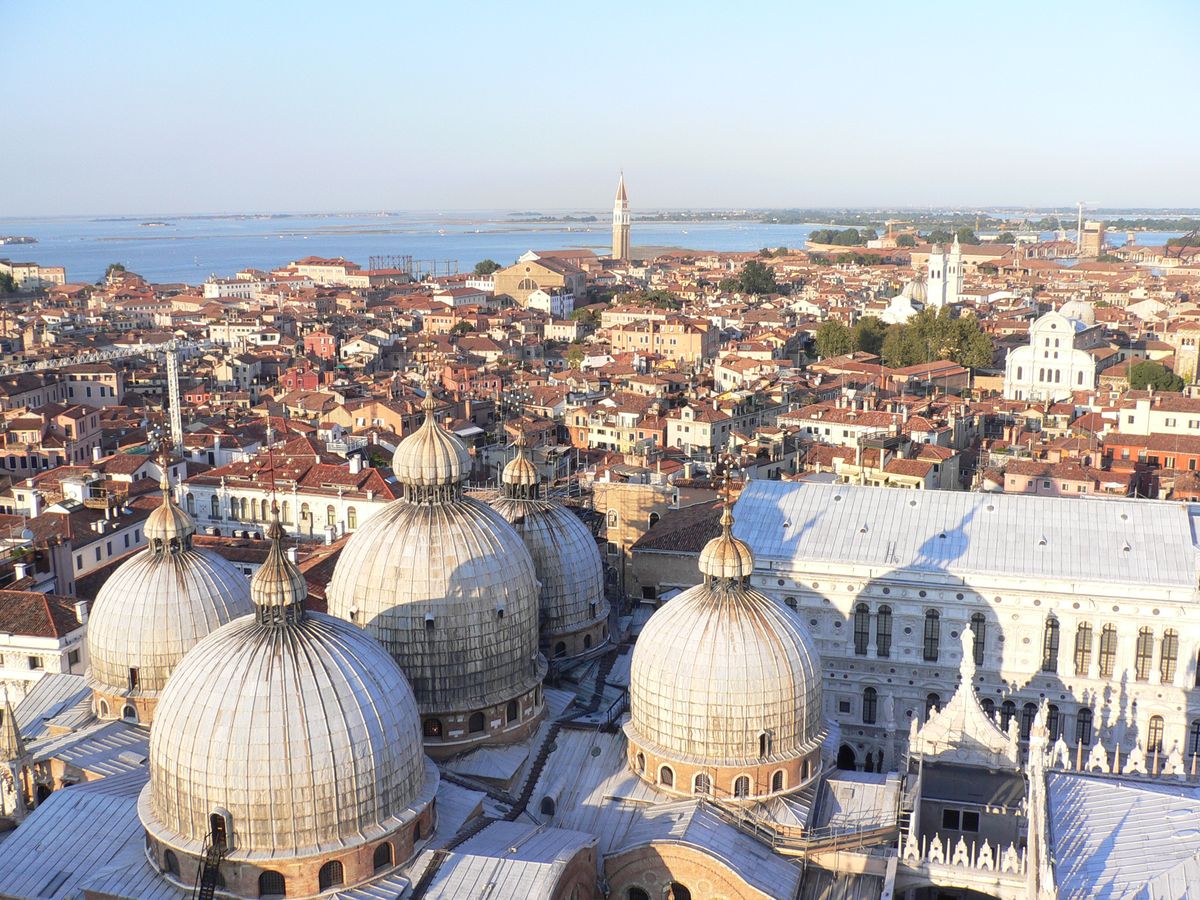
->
[717,277,740,293]
[104,262,126,279]
[473,259,501,276]
[565,344,585,369]
[879,308,993,370]
[851,316,887,356]
[450,321,474,335]
[0,272,16,295]
[738,259,778,295]
[997,231,1016,244]
[1129,360,1185,392]
[862,228,878,242]
[570,306,599,326]
[759,247,773,257]
[815,320,853,359]
[896,233,916,248]
[955,227,980,245]
[925,229,954,245]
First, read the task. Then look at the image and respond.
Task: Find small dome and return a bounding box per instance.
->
[903,276,928,304]
[392,391,470,488]
[143,526,431,859]
[501,437,540,490]
[145,472,196,547]
[251,521,306,623]
[698,503,754,581]
[1059,298,1096,326]
[87,477,252,706]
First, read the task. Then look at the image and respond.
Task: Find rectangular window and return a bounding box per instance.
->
[838,700,851,714]
[961,811,980,832]
[876,607,892,659]
[27,656,43,670]
[853,606,869,656]
[1135,628,1154,681]
[1161,630,1179,683]
[941,809,960,830]
[68,649,80,667]
[1074,624,1093,676]
[1099,625,1118,678]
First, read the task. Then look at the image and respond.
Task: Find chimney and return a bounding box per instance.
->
[92,445,102,463]
[348,456,363,475]
[29,490,43,518]
[286,546,299,564]
[74,599,89,624]
[13,560,31,581]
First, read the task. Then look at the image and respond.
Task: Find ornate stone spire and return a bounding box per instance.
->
[0,689,26,763]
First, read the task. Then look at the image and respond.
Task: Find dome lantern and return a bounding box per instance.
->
[252,515,306,626]
[144,467,196,552]
[698,493,754,583]
[391,376,471,501]
[501,431,541,500]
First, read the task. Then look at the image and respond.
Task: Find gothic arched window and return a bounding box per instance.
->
[1147,715,1165,753]
[1074,623,1093,676]
[1042,617,1060,673]
[862,687,877,725]
[1135,627,1154,682]
[876,605,892,658]
[923,610,940,662]
[971,612,986,665]
[1161,629,1179,683]
[1098,625,1118,678]
[1076,707,1094,746]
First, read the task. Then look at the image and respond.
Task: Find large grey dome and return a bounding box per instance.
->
[328,396,545,715]
[490,439,608,652]
[87,481,252,708]
[327,498,544,711]
[142,527,432,859]
[627,505,823,767]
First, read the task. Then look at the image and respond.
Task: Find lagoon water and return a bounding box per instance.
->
[0,211,1186,285]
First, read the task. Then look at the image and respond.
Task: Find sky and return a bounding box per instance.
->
[4,0,1199,216]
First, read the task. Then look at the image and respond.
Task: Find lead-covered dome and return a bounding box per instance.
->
[142,522,433,864]
[490,437,609,659]
[392,390,470,487]
[86,474,252,717]
[328,389,545,719]
[627,501,823,772]
[1059,297,1096,326]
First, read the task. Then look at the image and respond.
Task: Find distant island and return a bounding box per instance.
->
[0,235,37,245]
[140,221,173,227]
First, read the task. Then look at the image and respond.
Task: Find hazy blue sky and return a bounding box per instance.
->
[5,1,1198,215]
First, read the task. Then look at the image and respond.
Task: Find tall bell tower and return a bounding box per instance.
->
[612,173,630,261]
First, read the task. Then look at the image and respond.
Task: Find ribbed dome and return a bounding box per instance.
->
[627,517,823,766]
[87,482,252,703]
[1059,298,1096,326]
[142,526,431,859]
[698,503,754,581]
[327,497,544,712]
[490,495,608,641]
[392,391,470,488]
[903,276,928,304]
[500,436,540,490]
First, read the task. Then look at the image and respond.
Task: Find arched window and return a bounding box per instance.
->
[607,509,618,528]
[122,705,137,722]
[347,506,357,530]
[318,860,344,890]
[517,277,538,292]
[259,498,269,521]
[659,765,674,787]
[635,752,645,774]
[413,820,422,841]
[373,842,393,872]
[1074,623,1093,676]
[1135,627,1154,681]
[1098,624,1118,678]
[1000,700,1016,730]
[733,775,751,798]
[326,505,337,527]
[853,604,869,656]
[758,732,769,758]
[1020,702,1038,741]
[163,849,179,876]
[1148,716,1165,753]
[210,495,220,519]
[186,494,195,515]
[258,870,286,897]
[506,700,519,724]
[468,712,485,734]
[1076,708,1094,746]
[876,605,892,658]
[771,770,785,792]
[925,693,941,722]
[971,612,986,665]
[1161,629,1179,683]
[240,497,249,520]
[628,890,651,900]
[584,634,592,650]
[540,796,556,816]
[863,687,877,725]
[693,773,711,795]
[281,501,291,524]
[553,641,566,658]
[1042,617,1060,673]
[97,699,109,718]
[1047,704,1061,740]
[981,698,995,718]
[669,884,692,900]
[923,610,940,662]
[423,718,442,738]
[648,512,660,528]
[1189,719,1200,759]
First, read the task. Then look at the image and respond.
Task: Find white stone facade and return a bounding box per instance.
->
[1003,309,1103,402]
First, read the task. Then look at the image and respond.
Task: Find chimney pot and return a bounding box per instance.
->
[74,599,89,624]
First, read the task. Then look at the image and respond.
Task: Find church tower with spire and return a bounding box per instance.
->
[612,172,630,261]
